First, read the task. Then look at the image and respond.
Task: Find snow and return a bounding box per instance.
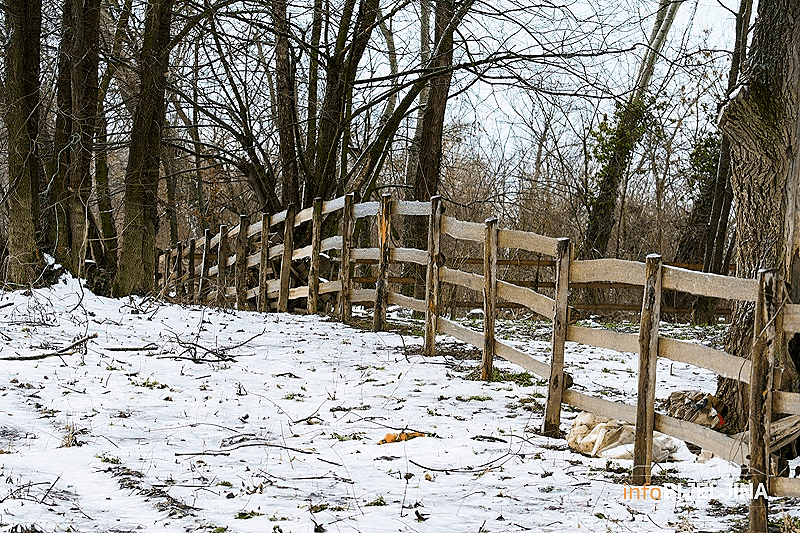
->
[0,276,798,532]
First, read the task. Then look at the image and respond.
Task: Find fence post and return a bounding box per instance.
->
[308,197,323,314]
[633,254,662,486]
[217,224,229,307]
[154,249,162,290]
[373,194,392,332]
[750,269,777,533]
[424,196,442,356]
[340,194,355,322]
[542,237,571,436]
[235,214,249,310]
[187,238,196,303]
[482,217,498,380]
[163,247,172,295]
[258,213,270,312]
[197,229,211,304]
[175,241,184,301]
[278,204,296,313]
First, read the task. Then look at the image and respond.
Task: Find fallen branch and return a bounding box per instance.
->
[175,440,314,457]
[0,332,98,361]
[103,342,158,352]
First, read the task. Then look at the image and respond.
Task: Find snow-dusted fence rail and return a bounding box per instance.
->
[155,194,789,533]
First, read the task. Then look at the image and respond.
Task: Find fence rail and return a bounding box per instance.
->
[155,194,792,532]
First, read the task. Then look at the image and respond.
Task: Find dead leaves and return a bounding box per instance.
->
[378,431,426,444]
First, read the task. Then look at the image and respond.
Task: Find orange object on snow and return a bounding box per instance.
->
[379,431,426,444]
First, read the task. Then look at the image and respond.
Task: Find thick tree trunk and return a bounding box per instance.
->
[3,0,43,285]
[716,0,800,432]
[113,0,174,296]
[272,0,300,207]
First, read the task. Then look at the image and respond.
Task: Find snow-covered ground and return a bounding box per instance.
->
[0,275,798,532]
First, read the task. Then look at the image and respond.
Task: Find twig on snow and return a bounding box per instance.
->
[0,332,98,361]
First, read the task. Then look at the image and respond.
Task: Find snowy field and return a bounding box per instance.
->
[0,275,799,532]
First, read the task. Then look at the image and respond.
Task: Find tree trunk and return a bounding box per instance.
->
[3,0,43,285]
[716,0,800,432]
[113,0,174,296]
[272,0,300,207]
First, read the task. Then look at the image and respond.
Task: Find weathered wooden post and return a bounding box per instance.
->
[197,228,211,304]
[258,213,270,312]
[217,224,229,307]
[278,204,296,313]
[235,214,249,310]
[542,237,571,437]
[163,247,172,295]
[481,217,498,380]
[424,196,442,356]
[187,238,196,303]
[175,241,184,301]
[373,194,392,331]
[750,269,777,533]
[633,254,662,486]
[339,194,355,322]
[308,197,323,314]
[154,249,162,290]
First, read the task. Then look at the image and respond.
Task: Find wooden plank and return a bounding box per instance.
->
[543,237,571,437]
[496,279,554,318]
[437,317,483,349]
[783,304,800,333]
[235,214,249,310]
[175,242,184,301]
[566,325,640,354]
[658,337,751,383]
[270,209,287,226]
[351,248,380,261]
[246,287,259,300]
[322,196,346,215]
[494,341,550,379]
[351,288,376,303]
[654,413,748,464]
[289,286,309,300]
[269,243,284,260]
[770,477,800,498]
[440,215,484,242]
[570,259,646,285]
[340,194,355,321]
[216,225,229,307]
[308,198,323,314]
[353,201,379,218]
[197,228,211,304]
[425,196,442,356]
[246,218,263,238]
[246,251,261,269]
[662,265,759,302]
[373,194,392,332]
[563,390,638,425]
[226,224,240,240]
[633,254,662,486]
[773,391,800,415]
[388,292,426,313]
[497,228,558,257]
[482,217,498,381]
[266,279,280,294]
[321,235,343,253]
[440,266,484,292]
[394,200,431,216]
[292,244,312,261]
[187,238,196,303]
[391,247,428,265]
[258,213,270,312]
[278,204,296,312]
[319,280,342,295]
[294,205,314,226]
[209,231,221,248]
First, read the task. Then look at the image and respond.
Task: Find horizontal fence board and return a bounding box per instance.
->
[246,219,263,238]
[770,477,800,498]
[662,266,758,302]
[773,391,800,415]
[497,228,558,257]
[246,287,258,299]
[351,248,380,261]
[319,280,342,295]
[269,244,284,260]
[784,305,800,333]
[208,265,219,277]
[351,288,377,303]
[225,286,236,297]
[394,201,430,216]
[227,224,240,239]
[562,390,638,424]
[322,196,346,215]
[391,247,428,265]
[209,233,221,248]
[496,279,554,318]
[266,279,280,293]
[226,254,236,268]
[566,325,640,354]
[289,286,309,300]
[321,235,343,253]
[437,317,483,349]
[294,206,314,226]
[570,259,646,285]
[494,340,550,379]
[246,252,261,269]
[388,292,426,313]
[354,201,379,218]
[658,337,751,383]
[293,244,312,261]
[270,209,287,226]
[441,215,485,242]
[440,266,484,292]
[654,412,748,464]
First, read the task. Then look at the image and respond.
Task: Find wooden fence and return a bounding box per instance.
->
[156,194,797,532]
